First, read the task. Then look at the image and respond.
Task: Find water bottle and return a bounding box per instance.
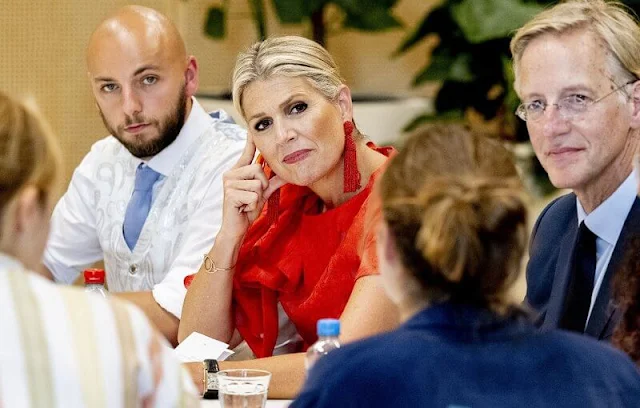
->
[84,268,107,297]
[305,318,341,376]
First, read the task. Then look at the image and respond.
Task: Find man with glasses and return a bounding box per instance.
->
[511,0,640,340]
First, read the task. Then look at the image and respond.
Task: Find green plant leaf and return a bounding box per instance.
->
[402,110,464,132]
[434,81,475,113]
[272,0,308,23]
[305,0,328,13]
[502,55,520,114]
[249,0,268,39]
[414,52,473,85]
[343,7,402,31]
[452,0,544,43]
[447,54,474,82]
[335,0,400,12]
[272,0,402,30]
[395,6,448,55]
[204,7,225,39]
[413,53,453,85]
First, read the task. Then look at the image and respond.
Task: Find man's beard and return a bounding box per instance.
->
[100,87,188,158]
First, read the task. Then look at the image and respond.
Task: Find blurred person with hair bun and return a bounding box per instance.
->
[291,124,640,408]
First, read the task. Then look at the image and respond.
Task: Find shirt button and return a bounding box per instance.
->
[129,264,137,275]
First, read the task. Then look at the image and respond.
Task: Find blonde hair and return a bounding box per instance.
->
[232,36,345,118]
[379,124,527,312]
[0,91,62,231]
[511,0,640,87]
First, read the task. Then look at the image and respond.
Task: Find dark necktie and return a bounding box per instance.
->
[559,221,597,332]
[123,164,161,250]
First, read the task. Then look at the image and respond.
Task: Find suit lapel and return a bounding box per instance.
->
[541,219,579,330]
[586,198,640,339]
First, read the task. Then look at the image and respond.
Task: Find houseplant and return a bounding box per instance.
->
[395,0,552,138]
[203,0,403,47]
[196,0,426,145]
[395,0,640,195]
[394,0,555,195]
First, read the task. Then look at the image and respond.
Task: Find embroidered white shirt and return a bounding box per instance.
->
[44,98,246,318]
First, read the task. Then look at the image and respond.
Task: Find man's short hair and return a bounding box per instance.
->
[511,0,640,87]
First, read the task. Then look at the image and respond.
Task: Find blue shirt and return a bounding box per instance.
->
[576,171,636,324]
[292,304,640,408]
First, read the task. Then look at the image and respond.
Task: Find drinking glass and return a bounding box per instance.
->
[218,369,271,408]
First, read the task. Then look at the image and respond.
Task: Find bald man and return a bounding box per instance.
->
[43,6,246,345]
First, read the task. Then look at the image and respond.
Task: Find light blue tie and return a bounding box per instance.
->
[123,164,161,250]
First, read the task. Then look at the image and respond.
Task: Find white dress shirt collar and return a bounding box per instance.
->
[143,97,213,177]
[576,171,637,245]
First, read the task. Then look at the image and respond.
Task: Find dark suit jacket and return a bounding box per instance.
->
[291,304,640,408]
[526,193,640,340]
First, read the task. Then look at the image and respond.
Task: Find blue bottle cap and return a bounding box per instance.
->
[317,318,340,337]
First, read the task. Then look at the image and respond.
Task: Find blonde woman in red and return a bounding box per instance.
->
[180,36,398,398]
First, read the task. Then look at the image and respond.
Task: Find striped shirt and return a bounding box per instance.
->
[0,254,199,408]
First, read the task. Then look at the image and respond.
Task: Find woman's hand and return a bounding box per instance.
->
[219,134,286,240]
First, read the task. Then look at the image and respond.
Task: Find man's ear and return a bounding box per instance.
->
[629,80,640,129]
[184,56,199,99]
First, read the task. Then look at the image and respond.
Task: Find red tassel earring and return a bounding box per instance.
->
[343,120,361,193]
[259,159,280,225]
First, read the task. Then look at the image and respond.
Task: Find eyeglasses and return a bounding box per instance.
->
[515,80,635,122]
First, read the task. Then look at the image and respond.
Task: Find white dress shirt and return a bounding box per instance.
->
[0,253,198,407]
[576,171,637,324]
[44,98,246,318]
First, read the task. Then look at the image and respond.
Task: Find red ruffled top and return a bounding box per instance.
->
[232,144,394,357]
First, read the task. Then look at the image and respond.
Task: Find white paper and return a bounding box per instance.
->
[174,332,235,362]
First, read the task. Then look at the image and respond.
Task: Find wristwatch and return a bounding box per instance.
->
[202,359,219,399]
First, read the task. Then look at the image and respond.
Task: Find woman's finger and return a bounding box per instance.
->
[224,179,265,197]
[233,133,257,169]
[225,163,269,190]
[226,189,260,211]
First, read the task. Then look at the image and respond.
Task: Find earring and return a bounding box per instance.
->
[262,163,280,225]
[343,121,361,193]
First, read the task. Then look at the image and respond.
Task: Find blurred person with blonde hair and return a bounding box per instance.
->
[42,5,246,345]
[0,90,198,407]
[291,124,640,408]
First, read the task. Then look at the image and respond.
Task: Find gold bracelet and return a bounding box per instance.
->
[203,254,236,274]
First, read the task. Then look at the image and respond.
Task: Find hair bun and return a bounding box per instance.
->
[414,176,525,284]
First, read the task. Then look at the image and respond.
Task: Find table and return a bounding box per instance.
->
[201,399,291,407]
